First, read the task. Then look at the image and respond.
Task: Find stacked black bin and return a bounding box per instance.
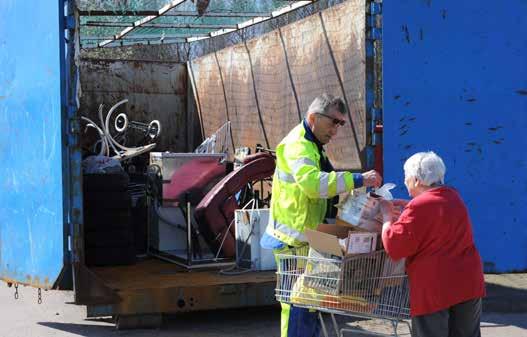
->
[83,173,136,266]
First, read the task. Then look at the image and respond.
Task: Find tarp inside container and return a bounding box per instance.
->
[189,0,367,170]
[78,0,369,171]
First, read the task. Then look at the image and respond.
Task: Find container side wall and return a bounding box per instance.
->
[0,0,66,287]
[383,0,527,272]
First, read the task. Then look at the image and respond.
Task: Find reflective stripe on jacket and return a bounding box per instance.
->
[266,121,356,246]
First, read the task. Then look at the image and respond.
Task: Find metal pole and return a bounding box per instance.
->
[318,311,330,337]
[187,200,192,266]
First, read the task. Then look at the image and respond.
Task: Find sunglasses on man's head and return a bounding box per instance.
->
[315,113,346,127]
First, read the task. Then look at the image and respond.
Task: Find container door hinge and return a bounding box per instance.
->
[367,28,382,41]
[369,2,382,15]
[367,2,382,41]
[365,1,383,170]
[64,15,76,30]
[67,116,81,147]
[68,113,80,133]
[70,224,82,264]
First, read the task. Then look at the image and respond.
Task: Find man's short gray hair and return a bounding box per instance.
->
[403,151,446,186]
[306,93,347,117]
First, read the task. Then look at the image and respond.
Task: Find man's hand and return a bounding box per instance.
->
[362,170,382,188]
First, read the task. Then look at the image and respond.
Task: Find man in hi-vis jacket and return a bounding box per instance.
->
[261,93,382,337]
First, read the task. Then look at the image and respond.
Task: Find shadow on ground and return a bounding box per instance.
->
[38,322,117,337]
[36,281,527,337]
[483,281,527,316]
[38,306,280,337]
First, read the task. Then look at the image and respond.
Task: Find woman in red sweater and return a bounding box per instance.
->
[380,151,485,337]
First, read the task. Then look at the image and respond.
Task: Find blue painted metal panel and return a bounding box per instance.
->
[383,0,527,272]
[365,1,380,170]
[0,1,65,287]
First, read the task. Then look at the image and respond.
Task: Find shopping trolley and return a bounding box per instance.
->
[275,245,411,337]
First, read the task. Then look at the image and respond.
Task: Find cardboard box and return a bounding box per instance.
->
[346,232,377,255]
[336,217,368,231]
[305,223,379,257]
[303,224,384,299]
[305,223,350,257]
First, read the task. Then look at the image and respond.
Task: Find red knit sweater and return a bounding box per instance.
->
[382,186,486,316]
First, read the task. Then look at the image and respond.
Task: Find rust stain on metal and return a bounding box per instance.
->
[2,276,52,290]
[132,61,145,70]
[114,280,276,315]
[80,59,188,152]
[176,70,187,92]
[72,208,81,218]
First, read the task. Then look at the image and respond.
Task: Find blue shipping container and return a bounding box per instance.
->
[0,0,69,288]
[383,0,527,272]
[0,0,526,294]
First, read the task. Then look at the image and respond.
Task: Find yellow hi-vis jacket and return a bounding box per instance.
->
[266,121,358,247]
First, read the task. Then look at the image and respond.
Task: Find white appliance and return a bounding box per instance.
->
[235,209,276,271]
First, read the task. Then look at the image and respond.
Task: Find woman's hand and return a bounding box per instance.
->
[379,199,395,224]
[392,199,409,208]
[380,199,407,223]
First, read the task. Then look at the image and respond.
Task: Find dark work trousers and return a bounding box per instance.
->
[411,298,482,337]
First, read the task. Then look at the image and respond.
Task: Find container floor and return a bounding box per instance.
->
[91,257,276,291]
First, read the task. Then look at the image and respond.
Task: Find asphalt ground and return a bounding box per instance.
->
[0,274,525,337]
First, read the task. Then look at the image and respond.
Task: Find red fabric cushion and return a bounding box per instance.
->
[163,158,226,206]
[194,153,275,257]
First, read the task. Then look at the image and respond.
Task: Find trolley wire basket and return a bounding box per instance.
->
[275,246,410,321]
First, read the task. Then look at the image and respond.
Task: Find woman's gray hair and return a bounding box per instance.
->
[306,93,347,117]
[403,151,446,186]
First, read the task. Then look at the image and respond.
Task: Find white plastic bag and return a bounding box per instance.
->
[337,183,396,232]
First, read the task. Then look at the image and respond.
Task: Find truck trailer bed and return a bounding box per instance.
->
[87,258,277,316]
